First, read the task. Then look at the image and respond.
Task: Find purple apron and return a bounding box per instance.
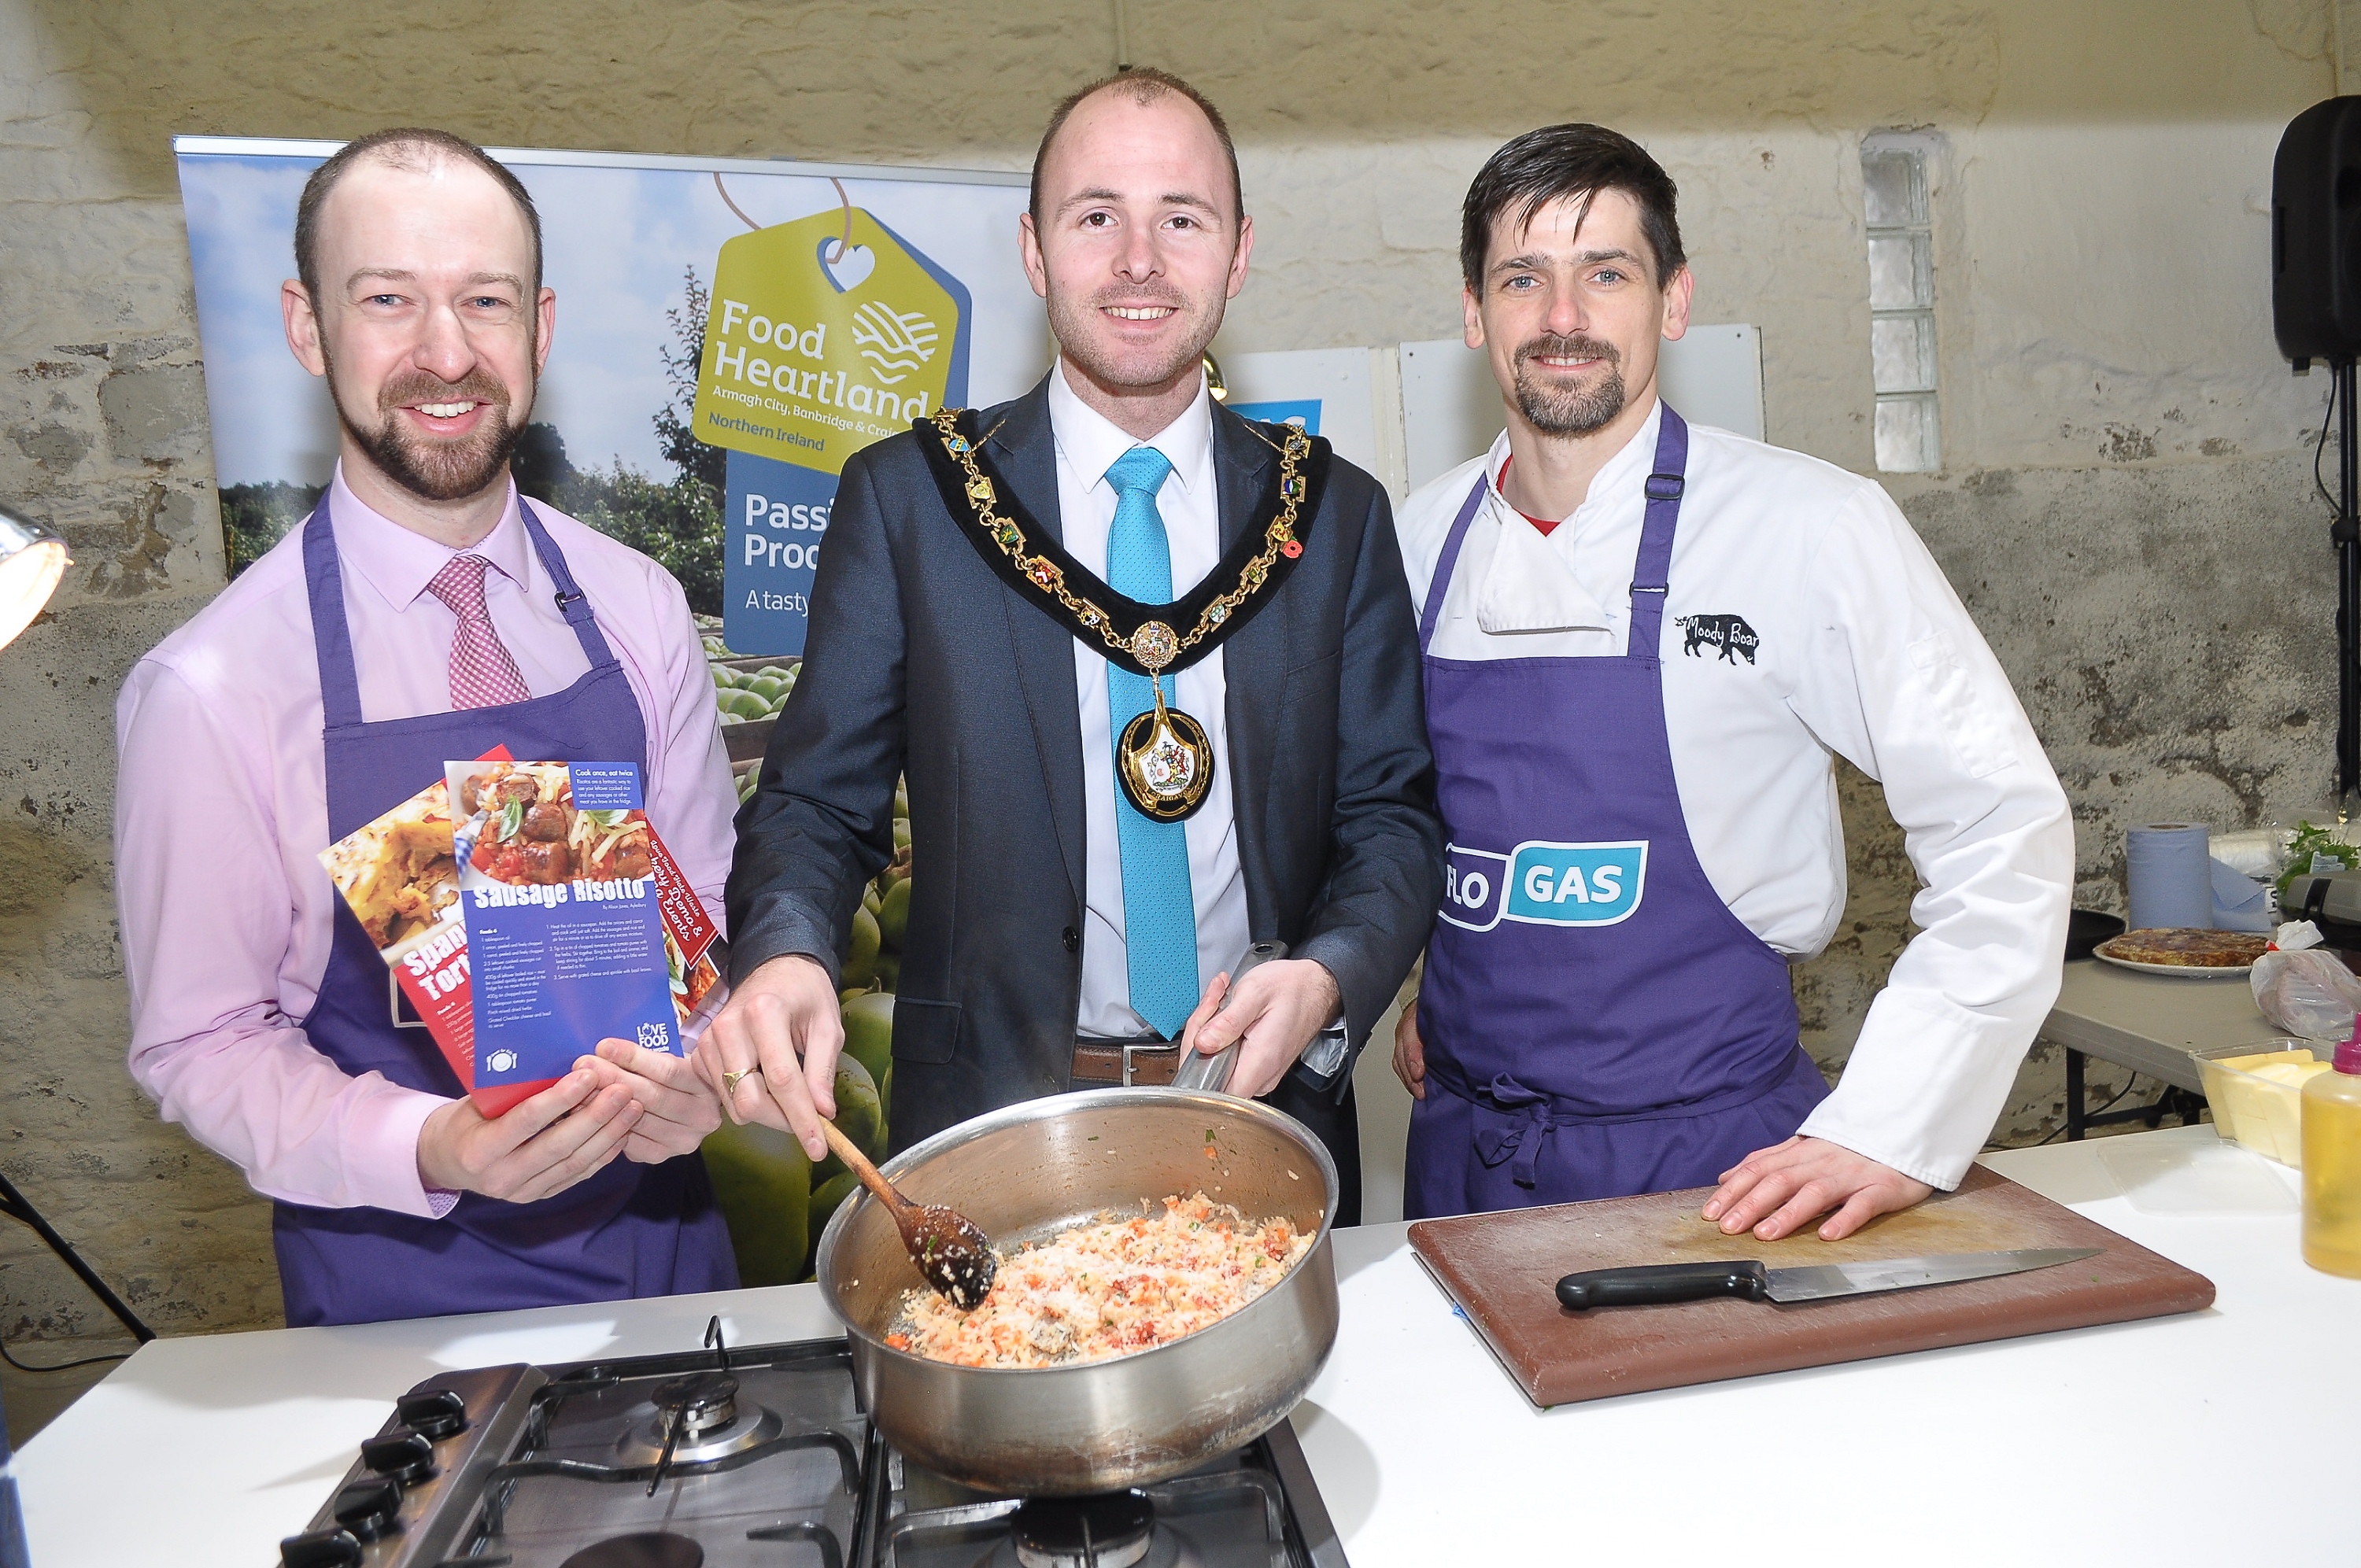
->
[1403,408,1829,1221]
[273,495,736,1326]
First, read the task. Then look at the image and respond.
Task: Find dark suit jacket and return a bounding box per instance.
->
[727,374,1443,1152]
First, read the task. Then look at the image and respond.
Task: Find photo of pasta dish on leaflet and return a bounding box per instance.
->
[319,754,720,1115]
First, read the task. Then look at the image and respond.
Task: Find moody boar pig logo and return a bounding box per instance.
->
[1674,612,1761,664]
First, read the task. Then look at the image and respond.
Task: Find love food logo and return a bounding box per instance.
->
[1439,839,1648,932]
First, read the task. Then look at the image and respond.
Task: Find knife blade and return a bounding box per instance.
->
[1554,1246,2101,1311]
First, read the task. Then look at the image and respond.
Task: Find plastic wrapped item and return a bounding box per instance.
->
[2212,827,2290,880]
[2250,930,2361,1042]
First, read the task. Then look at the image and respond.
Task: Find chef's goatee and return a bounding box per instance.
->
[1513,332,1626,437]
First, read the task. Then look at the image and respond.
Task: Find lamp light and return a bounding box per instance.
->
[0,502,69,652]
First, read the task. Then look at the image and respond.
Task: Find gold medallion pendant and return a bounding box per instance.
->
[1115,621,1214,821]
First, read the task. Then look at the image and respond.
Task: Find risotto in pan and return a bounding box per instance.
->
[886,1193,1313,1368]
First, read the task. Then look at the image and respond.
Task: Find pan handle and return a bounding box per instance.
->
[1170,942,1288,1094]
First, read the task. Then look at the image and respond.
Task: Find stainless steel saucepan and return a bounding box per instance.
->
[813,1064,1341,1496]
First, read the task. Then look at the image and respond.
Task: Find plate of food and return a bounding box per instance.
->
[2092,928,2269,976]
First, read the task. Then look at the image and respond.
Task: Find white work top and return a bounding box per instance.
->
[17,1126,2357,1566]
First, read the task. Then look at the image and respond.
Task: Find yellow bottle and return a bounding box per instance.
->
[2301,1036,2361,1278]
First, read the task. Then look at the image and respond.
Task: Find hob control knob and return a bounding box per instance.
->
[395,1388,467,1439]
[331,1476,403,1541]
[362,1427,437,1485]
[278,1529,363,1568]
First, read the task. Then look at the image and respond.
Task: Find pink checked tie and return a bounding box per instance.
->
[424,554,530,710]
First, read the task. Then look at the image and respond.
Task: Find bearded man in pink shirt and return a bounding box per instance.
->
[113,128,738,1326]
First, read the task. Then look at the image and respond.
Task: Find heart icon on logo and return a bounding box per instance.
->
[818,239,876,293]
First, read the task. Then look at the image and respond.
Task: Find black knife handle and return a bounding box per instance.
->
[1556,1260,1772,1310]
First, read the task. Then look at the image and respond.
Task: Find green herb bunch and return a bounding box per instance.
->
[2276,821,2360,906]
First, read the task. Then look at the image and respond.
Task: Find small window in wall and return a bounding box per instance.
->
[1863,138,1940,472]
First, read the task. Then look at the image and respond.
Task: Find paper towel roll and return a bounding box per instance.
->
[2210,857,2275,932]
[2127,823,2211,930]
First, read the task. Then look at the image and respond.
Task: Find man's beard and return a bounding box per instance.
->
[1513,333,1628,437]
[327,353,527,503]
[1047,280,1220,396]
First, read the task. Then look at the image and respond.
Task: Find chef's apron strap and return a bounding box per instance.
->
[1418,474,1492,653]
[1627,405,1689,662]
[519,500,623,670]
[301,502,367,730]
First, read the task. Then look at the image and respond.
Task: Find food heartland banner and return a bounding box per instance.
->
[174,138,1040,655]
[689,192,978,651]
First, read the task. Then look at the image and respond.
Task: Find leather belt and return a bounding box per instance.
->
[1071,1037,1184,1087]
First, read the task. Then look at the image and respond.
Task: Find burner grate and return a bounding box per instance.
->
[442,1335,869,1568]
[880,1452,1295,1568]
[280,1332,1341,1568]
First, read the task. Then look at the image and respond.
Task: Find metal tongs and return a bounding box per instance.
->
[1169,941,1287,1094]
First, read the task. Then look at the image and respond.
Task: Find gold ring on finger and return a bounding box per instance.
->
[722,1067,763,1095]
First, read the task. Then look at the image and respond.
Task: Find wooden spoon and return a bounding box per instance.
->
[819,1120,996,1310]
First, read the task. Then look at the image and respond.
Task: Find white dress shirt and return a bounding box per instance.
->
[1047,362,1254,1038]
[1396,401,2075,1189]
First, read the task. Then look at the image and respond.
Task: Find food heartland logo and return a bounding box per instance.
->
[1439,839,1648,932]
[692,205,967,475]
[850,301,938,385]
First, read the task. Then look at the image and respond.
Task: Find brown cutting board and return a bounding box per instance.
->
[1407,1165,2214,1408]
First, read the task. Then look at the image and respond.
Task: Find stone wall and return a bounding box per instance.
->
[2,0,2352,1341]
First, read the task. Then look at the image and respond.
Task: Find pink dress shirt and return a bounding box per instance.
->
[114,469,737,1219]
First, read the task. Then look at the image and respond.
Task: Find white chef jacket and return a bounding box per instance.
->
[1047,362,1254,1038]
[1395,400,2074,1189]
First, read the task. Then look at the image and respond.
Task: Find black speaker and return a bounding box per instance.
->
[2274,97,2361,366]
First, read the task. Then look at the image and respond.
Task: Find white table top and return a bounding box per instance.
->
[2042,956,2279,1089]
[19,1125,2359,1566]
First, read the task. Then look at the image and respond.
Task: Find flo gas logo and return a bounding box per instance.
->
[692,206,969,476]
[1439,840,1648,932]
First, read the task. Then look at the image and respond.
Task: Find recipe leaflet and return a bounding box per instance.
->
[318,752,721,1115]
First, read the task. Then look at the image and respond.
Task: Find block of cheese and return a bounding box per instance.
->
[2200,1048,2332,1164]
[2252,1059,2333,1162]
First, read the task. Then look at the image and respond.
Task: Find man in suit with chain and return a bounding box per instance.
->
[705,68,1440,1222]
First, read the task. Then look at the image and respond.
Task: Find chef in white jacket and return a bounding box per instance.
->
[1391,123,2073,1241]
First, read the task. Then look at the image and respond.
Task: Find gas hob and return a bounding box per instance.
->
[276,1319,1347,1568]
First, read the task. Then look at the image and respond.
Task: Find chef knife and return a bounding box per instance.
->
[1554,1246,2101,1310]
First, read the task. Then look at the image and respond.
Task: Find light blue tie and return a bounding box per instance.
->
[1103,446,1199,1039]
